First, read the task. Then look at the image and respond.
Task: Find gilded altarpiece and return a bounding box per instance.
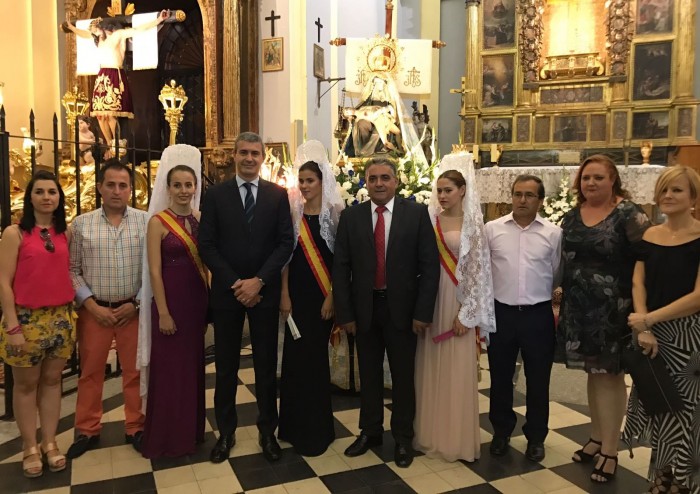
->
[459,0,698,155]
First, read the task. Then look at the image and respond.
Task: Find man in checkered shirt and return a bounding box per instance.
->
[67,159,148,459]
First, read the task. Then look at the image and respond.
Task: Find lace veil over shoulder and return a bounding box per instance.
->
[428,152,496,342]
[288,140,345,253]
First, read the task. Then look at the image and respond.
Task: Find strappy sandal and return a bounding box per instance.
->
[591,453,618,483]
[41,442,67,473]
[572,437,601,463]
[22,446,43,478]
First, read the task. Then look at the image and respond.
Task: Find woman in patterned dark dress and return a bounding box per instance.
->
[623,166,700,494]
[557,155,650,483]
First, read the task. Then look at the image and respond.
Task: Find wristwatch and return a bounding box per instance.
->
[257,277,265,288]
[132,298,141,311]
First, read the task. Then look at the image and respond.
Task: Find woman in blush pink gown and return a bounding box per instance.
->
[414,155,496,462]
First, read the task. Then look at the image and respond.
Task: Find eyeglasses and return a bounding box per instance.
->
[39,228,55,253]
[512,192,540,200]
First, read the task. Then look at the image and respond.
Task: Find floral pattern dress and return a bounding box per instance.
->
[557,200,650,373]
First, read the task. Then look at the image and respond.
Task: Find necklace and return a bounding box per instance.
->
[168,207,192,217]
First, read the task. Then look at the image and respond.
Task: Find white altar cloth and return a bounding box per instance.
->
[475,165,665,205]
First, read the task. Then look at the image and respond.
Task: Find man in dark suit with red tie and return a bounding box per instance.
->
[333,157,439,467]
[198,132,294,463]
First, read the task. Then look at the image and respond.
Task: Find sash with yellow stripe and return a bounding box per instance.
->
[434,216,483,370]
[155,210,207,287]
[298,217,342,345]
[435,216,458,286]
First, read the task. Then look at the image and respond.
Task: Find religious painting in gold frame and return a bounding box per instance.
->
[483,0,515,50]
[265,142,289,163]
[482,54,514,107]
[553,116,587,142]
[633,41,672,101]
[481,118,512,143]
[636,0,673,35]
[632,111,669,139]
[262,37,284,72]
[313,44,325,79]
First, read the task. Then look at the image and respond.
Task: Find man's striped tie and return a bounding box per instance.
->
[242,182,255,224]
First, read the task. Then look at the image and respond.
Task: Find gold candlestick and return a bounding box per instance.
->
[158,80,188,146]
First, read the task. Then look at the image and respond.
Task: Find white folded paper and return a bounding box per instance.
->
[287,315,301,340]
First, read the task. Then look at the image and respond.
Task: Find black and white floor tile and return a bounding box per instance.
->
[0,355,653,494]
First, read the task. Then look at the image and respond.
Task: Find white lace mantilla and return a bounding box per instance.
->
[475,164,665,204]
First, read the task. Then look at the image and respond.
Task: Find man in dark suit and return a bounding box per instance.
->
[198,132,294,463]
[333,157,439,467]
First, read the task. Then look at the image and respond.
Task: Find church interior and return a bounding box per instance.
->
[0,0,699,492]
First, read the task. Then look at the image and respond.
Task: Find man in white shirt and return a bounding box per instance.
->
[484,174,562,462]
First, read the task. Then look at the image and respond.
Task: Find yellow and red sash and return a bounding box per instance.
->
[155,210,207,287]
[435,217,484,372]
[298,217,332,297]
[435,216,459,286]
[298,217,342,345]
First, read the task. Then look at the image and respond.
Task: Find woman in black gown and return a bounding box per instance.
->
[278,141,344,456]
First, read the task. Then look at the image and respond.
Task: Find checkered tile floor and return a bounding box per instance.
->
[0,355,652,494]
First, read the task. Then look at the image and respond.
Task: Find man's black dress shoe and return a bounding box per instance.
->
[210,434,235,463]
[344,434,383,457]
[394,444,413,468]
[259,434,282,462]
[526,442,545,462]
[125,431,144,453]
[489,436,510,456]
[66,434,100,459]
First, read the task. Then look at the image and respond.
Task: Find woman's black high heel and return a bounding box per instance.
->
[572,437,602,463]
[591,453,618,483]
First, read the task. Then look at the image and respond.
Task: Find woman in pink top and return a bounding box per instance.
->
[0,170,76,478]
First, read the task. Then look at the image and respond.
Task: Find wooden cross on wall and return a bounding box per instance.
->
[315,17,323,43]
[265,10,281,37]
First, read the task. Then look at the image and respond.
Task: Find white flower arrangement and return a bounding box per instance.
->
[334,151,439,206]
[541,176,575,225]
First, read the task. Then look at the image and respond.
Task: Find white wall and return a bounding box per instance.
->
[0,0,62,151]
[259,0,292,146]
[305,1,331,150]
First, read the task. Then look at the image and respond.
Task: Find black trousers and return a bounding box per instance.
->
[212,305,280,438]
[487,300,555,443]
[355,292,417,445]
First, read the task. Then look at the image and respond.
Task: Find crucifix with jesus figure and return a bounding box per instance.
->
[329,0,445,164]
[62,0,184,145]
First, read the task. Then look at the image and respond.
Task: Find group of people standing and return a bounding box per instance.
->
[0,138,697,493]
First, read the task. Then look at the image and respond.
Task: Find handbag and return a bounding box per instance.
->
[622,339,684,415]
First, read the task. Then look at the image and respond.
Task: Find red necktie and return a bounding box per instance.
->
[374,206,387,289]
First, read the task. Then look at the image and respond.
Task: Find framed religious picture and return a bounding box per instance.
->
[265,142,289,163]
[636,0,673,34]
[633,42,672,101]
[483,0,515,49]
[482,54,514,107]
[632,111,669,139]
[554,115,587,142]
[481,118,512,143]
[262,37,283,72]
[313,43,325,79]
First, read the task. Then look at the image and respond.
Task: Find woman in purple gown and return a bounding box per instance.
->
[139,152,208,458]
